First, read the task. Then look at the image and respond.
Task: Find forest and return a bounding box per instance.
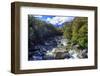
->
[28,15,88,60]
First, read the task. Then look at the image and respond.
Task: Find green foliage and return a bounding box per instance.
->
[78,23,88,48]
[28,15,61,44]
[72,17,88,49]
[63,23,72,40]
[62,17,88,49]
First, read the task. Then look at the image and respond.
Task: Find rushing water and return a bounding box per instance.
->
[28,36,88,60]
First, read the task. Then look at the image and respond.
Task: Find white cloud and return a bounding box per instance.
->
[46,16,74,25]
[46,18,51,22]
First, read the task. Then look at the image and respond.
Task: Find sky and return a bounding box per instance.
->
[33,15,75,27]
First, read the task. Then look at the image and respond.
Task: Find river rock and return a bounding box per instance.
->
[32,55,43,60]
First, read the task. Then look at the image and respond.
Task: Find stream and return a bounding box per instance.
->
[28,36,88,60]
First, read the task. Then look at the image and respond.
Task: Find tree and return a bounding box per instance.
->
[63,23,72,40]
[28,15,61,44]
[71,17,88,49]
[78,23,88,48]
[62,17,88,49]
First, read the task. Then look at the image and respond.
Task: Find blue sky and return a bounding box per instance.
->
[34,15,75,27]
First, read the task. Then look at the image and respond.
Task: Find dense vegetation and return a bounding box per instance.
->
[63,17,88,49]
[29,15,62,43]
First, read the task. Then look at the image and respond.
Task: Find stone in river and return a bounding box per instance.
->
[32,55,43,60]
